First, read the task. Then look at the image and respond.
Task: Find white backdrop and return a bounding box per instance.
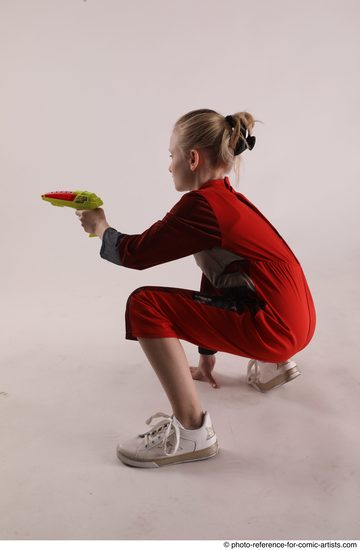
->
[1,0,359,364]
[1,0,360,541]
[1,0,359,295]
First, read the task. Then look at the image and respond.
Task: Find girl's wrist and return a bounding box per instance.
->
[95,221,111,240]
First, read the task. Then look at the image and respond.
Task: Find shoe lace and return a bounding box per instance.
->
[140,412,180,456]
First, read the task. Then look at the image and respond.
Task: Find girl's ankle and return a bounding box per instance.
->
[177,411,204,430]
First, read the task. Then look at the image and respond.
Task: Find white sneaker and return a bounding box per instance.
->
[116,411,218,468]
[247,358,301,392]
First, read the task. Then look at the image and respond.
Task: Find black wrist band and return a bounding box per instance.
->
[198,347,217,355]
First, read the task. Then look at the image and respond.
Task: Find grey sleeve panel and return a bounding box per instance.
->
[100,227,125,265]
[193,247,256,291]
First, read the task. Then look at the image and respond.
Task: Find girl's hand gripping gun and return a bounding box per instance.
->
[41,191,103,237]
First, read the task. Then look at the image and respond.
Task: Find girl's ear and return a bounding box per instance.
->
[189,149,201,171]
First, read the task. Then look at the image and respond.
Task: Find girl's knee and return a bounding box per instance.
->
[127,286,155,304]
[125,287,164,321]
[126,287,150,315]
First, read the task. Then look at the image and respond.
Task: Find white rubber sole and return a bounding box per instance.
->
[248,365,301,393]
[117,441,219,468]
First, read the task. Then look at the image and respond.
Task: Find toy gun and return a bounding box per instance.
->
[41,191,103,237]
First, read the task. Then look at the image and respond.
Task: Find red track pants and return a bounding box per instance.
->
[125,285,315,362]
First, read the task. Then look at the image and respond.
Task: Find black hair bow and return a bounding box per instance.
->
[225,115,256,155]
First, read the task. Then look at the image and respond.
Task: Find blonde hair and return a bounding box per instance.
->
[174,108,262,186]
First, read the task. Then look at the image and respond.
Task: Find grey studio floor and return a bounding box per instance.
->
[1,259,359,541]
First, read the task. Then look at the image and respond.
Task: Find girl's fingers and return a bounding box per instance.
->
[207,374,219,389]
[189,365,219,388]
[189,366,208,382]
[189,367,201,380]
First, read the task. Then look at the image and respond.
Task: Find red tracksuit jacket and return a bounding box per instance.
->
[100,176,316,357]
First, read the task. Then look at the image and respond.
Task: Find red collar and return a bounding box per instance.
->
[199,176,232,190]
